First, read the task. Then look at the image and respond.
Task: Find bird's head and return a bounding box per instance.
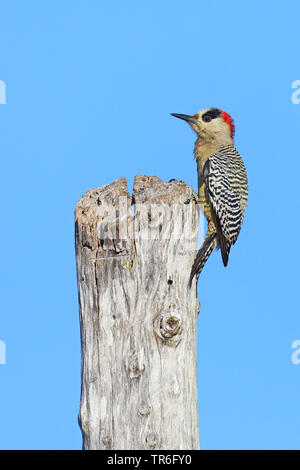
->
[171,108,235,144]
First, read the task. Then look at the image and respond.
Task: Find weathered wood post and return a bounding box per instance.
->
[75,175,200,450]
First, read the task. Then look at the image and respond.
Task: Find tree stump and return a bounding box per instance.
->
[75,175,200,450]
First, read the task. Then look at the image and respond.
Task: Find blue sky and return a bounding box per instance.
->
[0,0,299,450]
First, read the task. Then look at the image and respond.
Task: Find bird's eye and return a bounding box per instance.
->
[203,115,212,123]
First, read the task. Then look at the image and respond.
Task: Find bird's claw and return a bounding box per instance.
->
[168,178,185,183]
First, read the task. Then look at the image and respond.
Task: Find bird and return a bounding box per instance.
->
[171,108,248,286]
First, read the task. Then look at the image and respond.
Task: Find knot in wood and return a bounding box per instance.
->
[128,352,145,379]
[138,404,152,417]
[154,312,182,345]
[102,435,113,450]
[160,312,181,338]
[145,431,159,449]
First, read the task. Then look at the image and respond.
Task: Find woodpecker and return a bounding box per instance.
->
[171,108,248,285]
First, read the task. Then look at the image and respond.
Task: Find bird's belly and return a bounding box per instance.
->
[198,185,214,222]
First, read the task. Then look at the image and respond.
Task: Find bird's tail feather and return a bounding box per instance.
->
[189,233,216,287]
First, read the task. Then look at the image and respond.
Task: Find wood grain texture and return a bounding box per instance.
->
[75,175,200,450]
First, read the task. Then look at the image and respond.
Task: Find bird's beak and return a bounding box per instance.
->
[170,113,197,123]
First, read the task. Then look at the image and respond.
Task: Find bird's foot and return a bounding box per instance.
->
[168,178,184,183]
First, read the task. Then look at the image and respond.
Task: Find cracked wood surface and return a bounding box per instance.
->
[75,175,200,450]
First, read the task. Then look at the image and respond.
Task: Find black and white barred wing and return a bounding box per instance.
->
[202,153,243,266]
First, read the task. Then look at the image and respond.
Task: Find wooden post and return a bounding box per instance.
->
[75,175,200,450]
